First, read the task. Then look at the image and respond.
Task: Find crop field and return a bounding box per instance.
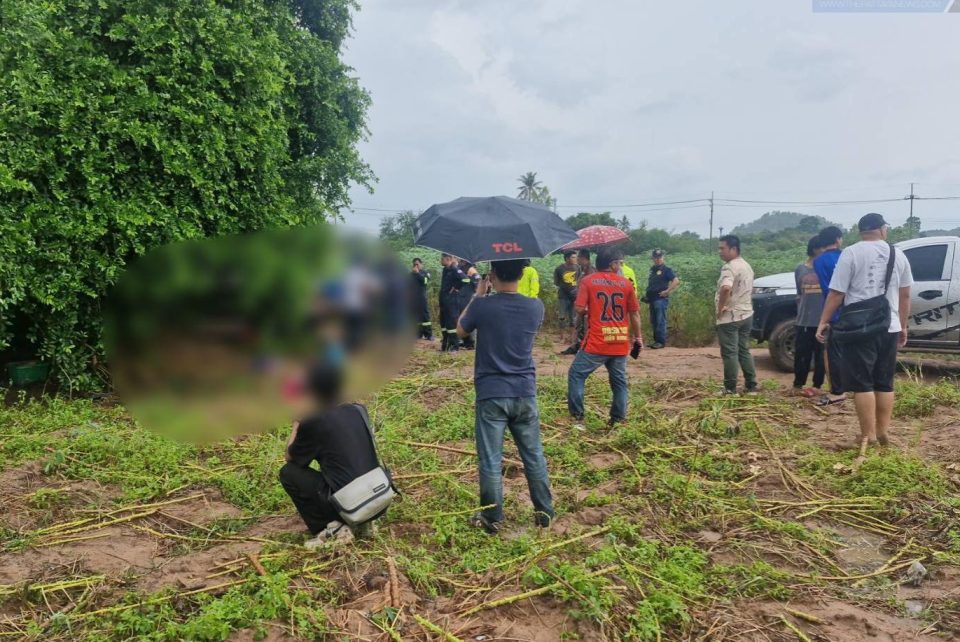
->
[2,341,960,641]
[401,249,804,347]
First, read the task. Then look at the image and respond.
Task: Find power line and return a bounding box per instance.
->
[555,198,710,209]
[345,188,960,220]
[715,197,905,205]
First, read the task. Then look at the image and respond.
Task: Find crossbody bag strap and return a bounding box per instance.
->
[882,243,896,294]
[351,404,402,496]
[350,403,380,465]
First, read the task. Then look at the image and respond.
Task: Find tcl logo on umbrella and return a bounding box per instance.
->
[492,242,523,253]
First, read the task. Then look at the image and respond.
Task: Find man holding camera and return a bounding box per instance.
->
[457,259,554,534]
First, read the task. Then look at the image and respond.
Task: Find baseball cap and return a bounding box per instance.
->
[858,213,888,232]
[651,248,664,258]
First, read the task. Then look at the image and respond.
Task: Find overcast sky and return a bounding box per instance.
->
[340,0,960,236]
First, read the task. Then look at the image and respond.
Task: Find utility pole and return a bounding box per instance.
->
[908,182,915,219]
[709,191,715,242]
[718,226,724,238]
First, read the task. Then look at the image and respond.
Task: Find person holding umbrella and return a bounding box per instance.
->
[567,247,643,429]
[457,259,554,533]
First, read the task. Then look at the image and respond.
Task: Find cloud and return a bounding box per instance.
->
[768,32,861,102]
[344,1,960,235]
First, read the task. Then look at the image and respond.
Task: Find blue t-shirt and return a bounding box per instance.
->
[813,249,842,323]
[459,293,544,401]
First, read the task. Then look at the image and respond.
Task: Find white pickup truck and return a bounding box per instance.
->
[750,236,960,371]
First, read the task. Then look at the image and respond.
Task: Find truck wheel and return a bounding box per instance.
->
[768,319,796,373]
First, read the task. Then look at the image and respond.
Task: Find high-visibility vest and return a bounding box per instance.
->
[518,266,540,298]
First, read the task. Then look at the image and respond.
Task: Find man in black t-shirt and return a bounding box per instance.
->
[279,364,379,548]
[644,249,680,349]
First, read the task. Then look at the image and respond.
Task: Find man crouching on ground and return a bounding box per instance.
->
[280,363,379,549]
[457,258,555,534]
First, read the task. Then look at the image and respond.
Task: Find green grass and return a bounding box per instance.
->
[3,366,960,640]
[894,376,960,418]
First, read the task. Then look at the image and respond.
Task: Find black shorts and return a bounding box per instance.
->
[840,331,899,393]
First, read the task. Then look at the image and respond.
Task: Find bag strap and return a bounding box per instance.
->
[351,403,402,497]
[882,243,896,294]
[350,403,380,464]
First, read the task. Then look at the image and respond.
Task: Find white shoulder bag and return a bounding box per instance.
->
[329,404,398,527]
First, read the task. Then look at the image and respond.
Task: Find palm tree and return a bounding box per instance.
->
[517,172,542,201]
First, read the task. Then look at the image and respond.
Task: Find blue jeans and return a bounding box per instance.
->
[567,351,628,421]
[475,397,554,523]
[650,297,669,345]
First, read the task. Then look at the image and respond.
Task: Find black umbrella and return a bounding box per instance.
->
[413,196,578,263]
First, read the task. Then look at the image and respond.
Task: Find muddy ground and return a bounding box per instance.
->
[1,338,959,641]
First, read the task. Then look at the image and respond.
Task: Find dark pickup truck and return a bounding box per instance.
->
[751,236,960,371]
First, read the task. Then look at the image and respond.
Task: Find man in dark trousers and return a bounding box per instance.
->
[813,226,846,406]
[457,259,554,534]
[553,250,578,341]
[411,258,432,340]
[279,363,379,549]
[438,254,465,352]
[645,249,680,349]
[559,249,596,355]
[457,260,481,349]
[793,237,825,394]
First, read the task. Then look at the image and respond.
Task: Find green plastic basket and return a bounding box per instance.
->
[6,361,51,386]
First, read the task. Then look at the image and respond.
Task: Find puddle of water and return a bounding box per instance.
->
[810,522,889,572]
[905,599,926,617]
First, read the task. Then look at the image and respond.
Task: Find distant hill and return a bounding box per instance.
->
[731,211,839,236]
[921,227,960,238]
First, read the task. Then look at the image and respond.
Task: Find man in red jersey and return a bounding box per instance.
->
[567,247,643,428]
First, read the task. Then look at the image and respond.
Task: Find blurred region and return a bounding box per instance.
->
[104,227,412,442]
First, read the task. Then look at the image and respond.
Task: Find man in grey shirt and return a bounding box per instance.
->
[793,236,825,393]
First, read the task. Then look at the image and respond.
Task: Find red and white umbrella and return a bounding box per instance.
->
[560,225,628,250]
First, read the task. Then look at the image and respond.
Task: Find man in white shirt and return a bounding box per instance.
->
[816,213,913,452]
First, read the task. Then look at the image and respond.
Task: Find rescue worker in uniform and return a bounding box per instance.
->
[411,257,432,340]
[458,260,481,349]
[439,254,465,351]
[518,260,541,298]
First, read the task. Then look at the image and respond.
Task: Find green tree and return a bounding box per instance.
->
[0,0,372,390]
[379,211,419,249]
[517,172,543,201]
[617,215,631,232]
[564,212,618,230]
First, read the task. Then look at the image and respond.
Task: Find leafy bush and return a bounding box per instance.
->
[0,0,371,391]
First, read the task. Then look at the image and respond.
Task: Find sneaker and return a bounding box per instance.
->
[468,512,502,535]
[650,343,664,349]
[571,415,586,432]
[607,418,625,429]
[558,346,578,356]
[534,511,554,529]
[744,385,760,396]
[719,388,737,396]
[304,520,353,549]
